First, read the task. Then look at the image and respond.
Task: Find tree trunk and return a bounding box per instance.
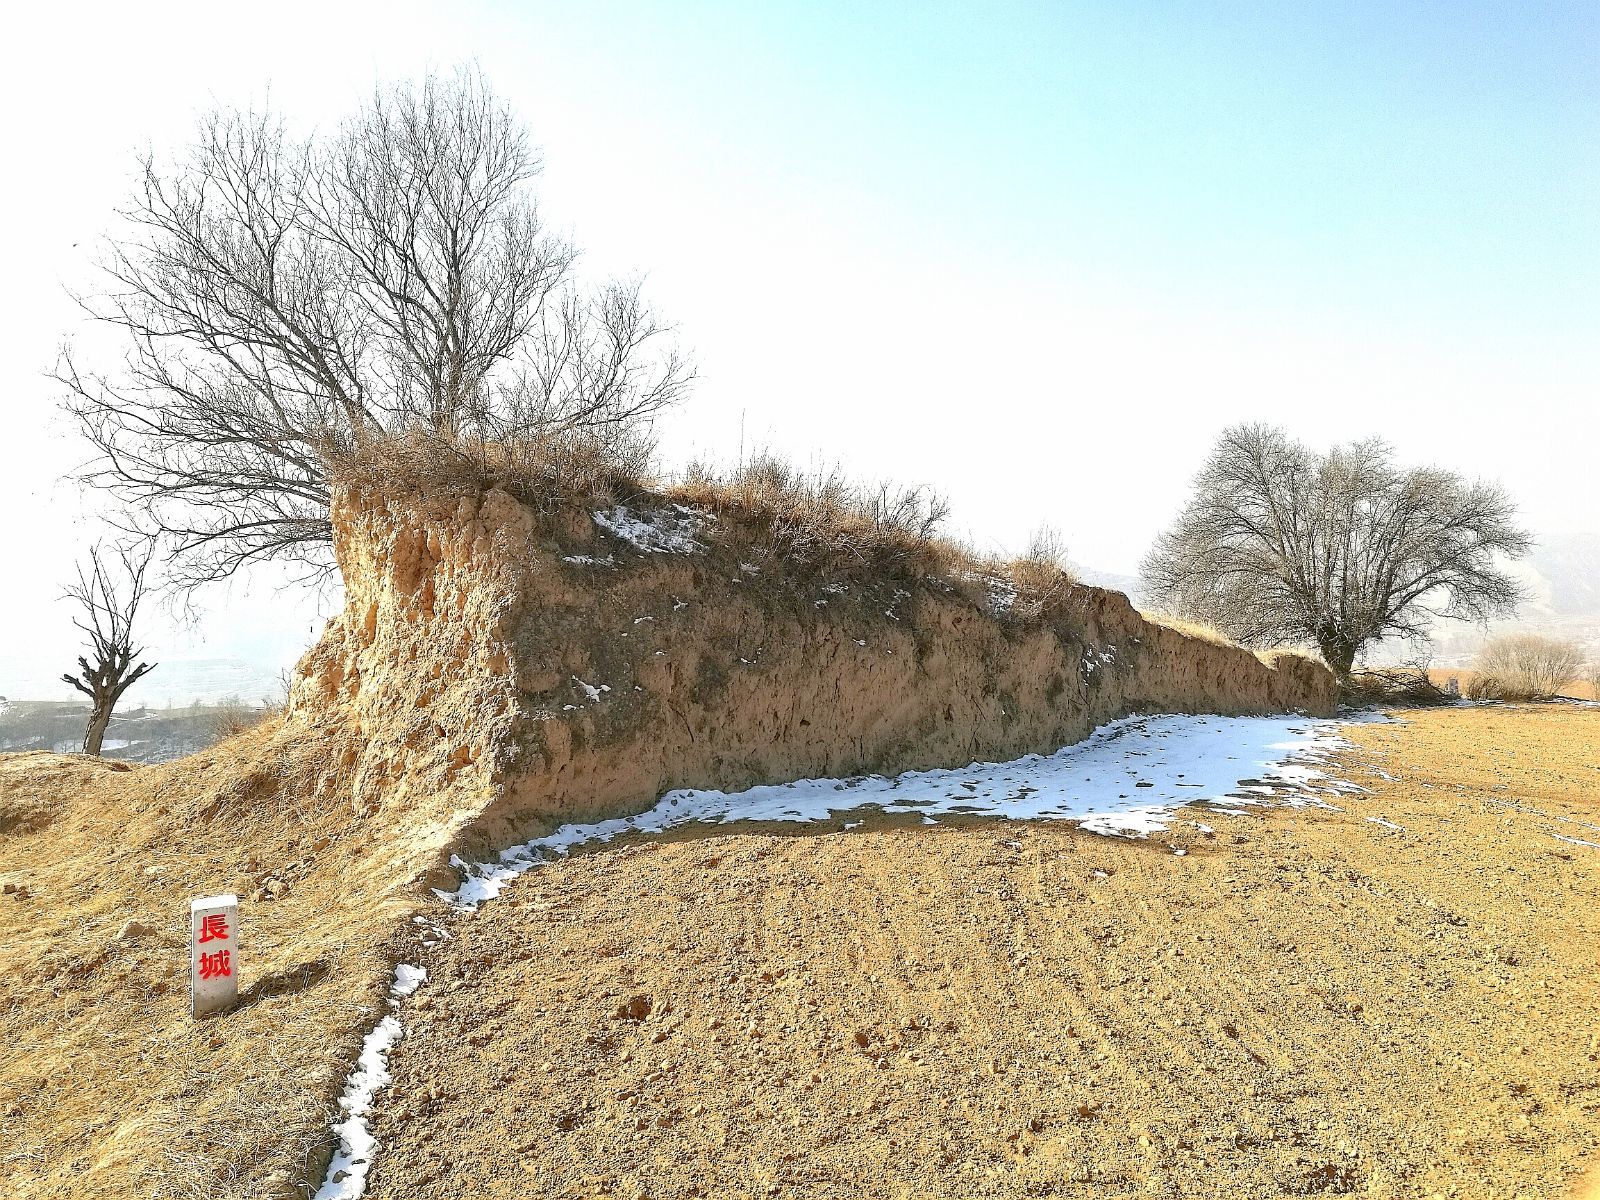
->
[1316,629,1359,685]
[83,699,112,756]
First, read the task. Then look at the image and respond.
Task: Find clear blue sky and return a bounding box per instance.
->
[497,0,1599,332]
[1,0,1595,700]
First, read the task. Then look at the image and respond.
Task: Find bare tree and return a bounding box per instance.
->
[1140,424,1529,682]
[62,542,159,755]
[57,65,693,589]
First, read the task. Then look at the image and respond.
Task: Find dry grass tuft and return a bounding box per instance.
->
[1140,612,1239,647]
[668,454,964,583]
[330,426,654,515]
[207,697,281,745]
[1468,633,1584,701]
[996,525,1078,620]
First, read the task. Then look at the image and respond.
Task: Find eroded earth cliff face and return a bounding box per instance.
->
[295,482,1334,862]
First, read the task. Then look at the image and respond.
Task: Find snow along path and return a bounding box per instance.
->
[312,966,428,1200]
[311,709,1369,1199]
[444,710,1371,908]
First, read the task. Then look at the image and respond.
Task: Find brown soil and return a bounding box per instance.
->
[365,704,1600,1200]
[0,481,1333,1200]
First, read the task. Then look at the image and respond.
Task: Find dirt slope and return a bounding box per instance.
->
[364,705,1600,1200]
[0,726,450,1200]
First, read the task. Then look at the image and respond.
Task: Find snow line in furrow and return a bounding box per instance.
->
[311,709,1373,1198]
[311,965,433,1199]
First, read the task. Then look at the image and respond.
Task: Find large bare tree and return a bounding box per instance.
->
[1140,424,1528,681]
[62,542,159,755]
[57,66,692,588]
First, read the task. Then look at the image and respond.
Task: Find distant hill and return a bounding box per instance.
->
[1525,532,1600,617]
[1393,532,1600,667]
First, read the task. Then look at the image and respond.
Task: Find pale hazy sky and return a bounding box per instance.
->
[2,1,1596,702]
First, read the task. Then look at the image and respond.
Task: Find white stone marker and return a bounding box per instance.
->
[190,893,239,1018]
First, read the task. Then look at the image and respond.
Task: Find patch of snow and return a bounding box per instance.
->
[571,677,610,703]
[1366,816,1405,832]
[561,553,615,567]
[391,965,427,997]
[593,505,704,554]
[312,965,426,1200]
[983,576,1017,617]
[1082,646,1119,677]
[440,711,1362,908]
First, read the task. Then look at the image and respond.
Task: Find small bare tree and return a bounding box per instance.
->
[1141,424,1529,682]
[62,542,159,755]
[57,65,692,589]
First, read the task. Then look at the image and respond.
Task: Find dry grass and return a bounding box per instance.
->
[330,426,652,515]
[1139,611,1239,647]
[668,454,966,584]
[1468,633,1585,701]
[0,720,430,1200]
[207,701,278,745]
[999,526,1078,619]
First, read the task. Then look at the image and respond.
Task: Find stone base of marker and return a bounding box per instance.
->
[191,893,239,1018]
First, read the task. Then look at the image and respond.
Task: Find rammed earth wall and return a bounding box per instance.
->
[288,484,1335,868]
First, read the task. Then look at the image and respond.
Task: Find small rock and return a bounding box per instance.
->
[118,919,155,940]
[617,995,653,1022]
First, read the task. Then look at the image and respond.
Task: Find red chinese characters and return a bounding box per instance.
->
[198,949,232,980]
[197,913,230,944]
